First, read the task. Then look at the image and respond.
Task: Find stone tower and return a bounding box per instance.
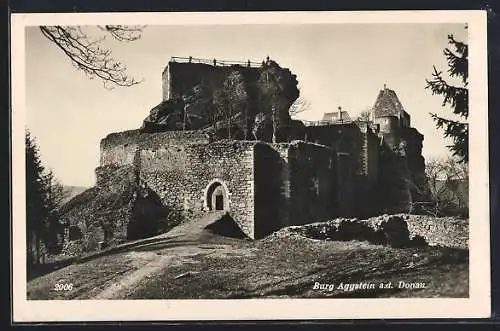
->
[372,85,427,213]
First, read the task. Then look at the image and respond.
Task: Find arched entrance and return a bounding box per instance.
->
[205,180,229,212]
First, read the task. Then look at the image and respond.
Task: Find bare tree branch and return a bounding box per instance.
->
[39,25,145,89]
[425,156,469,216]
[289,97,310,117]
[97,25,145,42]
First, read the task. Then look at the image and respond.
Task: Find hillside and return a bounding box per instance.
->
[27,214,468,300]
[62,186,88,203]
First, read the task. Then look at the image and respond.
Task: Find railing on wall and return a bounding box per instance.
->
[170,56,263,68]
[301,119,354,127]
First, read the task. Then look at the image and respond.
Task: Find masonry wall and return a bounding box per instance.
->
[355,123,380,216]
[288,142,336,225]
[100,130,210,167]
[401,127,429,203]
[253,143,289,238]
[138,139,256,238]
[163,61,260,101]
[335,152,354,216]
[253,141,336,237]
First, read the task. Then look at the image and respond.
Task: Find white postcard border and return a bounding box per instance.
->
[11,10,490,322]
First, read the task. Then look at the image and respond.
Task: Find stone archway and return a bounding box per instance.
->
[204,180,230,212]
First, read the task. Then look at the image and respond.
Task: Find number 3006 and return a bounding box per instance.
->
[54,283,73,291]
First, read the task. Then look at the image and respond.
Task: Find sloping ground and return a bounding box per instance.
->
[27,212,248,300]
[62,186,89,204]
[59,165,138,255]
[27,214,468,300]
[58,165,181,256]
[127,236,467,299]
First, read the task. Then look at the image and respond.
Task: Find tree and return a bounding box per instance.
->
[258,61,283,143]
[26,130,67,266]
[356,109,372,121]
[182,83,213,130]
[26,130,48,265]
[289,97,311,117]
[39,25,145,89]
[425,30,468,163]
[41,169,67,254]
[424,156,469,216]
[213,71,248,138]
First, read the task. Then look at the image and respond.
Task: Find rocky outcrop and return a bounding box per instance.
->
[270,215,421,248]
[141,59,300,143]
[269,214,468,249]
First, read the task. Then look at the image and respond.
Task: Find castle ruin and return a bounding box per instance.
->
[61,56,429,252]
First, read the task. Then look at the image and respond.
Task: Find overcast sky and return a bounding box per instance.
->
[25,23,467,187]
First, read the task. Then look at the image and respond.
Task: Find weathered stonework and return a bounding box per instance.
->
[143,58,299,143]
[60,58,429,253]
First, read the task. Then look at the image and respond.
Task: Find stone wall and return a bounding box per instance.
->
[401,127,429,203]
[404,215,468,249]
[288,141,336,225]
[355,122,380,216]
[60,165,138,255]
[366,128,380,190]
[100,130,210,167]
[138,139,257,238]
[148,60,300,143]
[253,143,289,237]
[163,61,258,101]
[253,141,336,237]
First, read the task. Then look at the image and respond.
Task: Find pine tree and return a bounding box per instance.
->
[26,130,48,265]
[26,130,66,267]
[42,169,66,254]
[425,31,468,163]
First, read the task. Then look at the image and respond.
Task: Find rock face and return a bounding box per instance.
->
[274,215,419,248]
[270,214,468,249]
[58,164,181,256]
[142,59,300,143]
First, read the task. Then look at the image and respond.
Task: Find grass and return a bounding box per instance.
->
[27,228,468,300]
[126,235,468,299]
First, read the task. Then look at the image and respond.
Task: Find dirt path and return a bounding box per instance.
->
[91,212,235,299]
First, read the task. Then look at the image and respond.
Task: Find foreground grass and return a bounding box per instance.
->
[127,236,468,299]
[27,233,468,300]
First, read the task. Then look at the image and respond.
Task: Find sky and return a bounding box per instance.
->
[25,23,468,187]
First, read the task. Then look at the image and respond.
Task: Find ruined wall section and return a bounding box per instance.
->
[138,139,257,238]
[287,142,336,225]
[183,141,256,237]
[254,141,335,237]
[401,127,430,204]
[149,60,300,143]
[366,129,380,190]
[164,62,234,100]
[100,130,209,168]
[253,143,289,238]
[303,124,367,216]
[355,122,381,216]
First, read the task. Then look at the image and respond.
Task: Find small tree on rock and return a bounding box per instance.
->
[213,71,247,138]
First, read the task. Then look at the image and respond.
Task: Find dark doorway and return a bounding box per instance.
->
[215,193,224,210]
[206,181,229,212]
